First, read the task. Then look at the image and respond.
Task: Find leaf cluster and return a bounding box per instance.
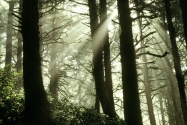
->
[51,98,125,125]
[0,68,24,125]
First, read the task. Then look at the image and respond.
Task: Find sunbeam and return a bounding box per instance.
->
[92,6,118,56]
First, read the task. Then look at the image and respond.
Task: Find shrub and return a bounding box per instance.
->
[0,67,126,125]
[0,68,24,125]
[51,98,126,125]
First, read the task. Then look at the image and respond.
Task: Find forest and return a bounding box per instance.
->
[0,0,187,124]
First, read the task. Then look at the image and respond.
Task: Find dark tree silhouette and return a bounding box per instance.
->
[21,0,52,124]
[88,0,116,118]
[117,0,143,124]
[16,0,23,72]
[99,0,115,115]
[178,0,187,49]
[164,0,187,124]
[87,0,101,113]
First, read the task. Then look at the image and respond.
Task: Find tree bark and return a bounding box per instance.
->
[178,0,187,49]
[137,10,156,125]
[49,1,58,100]
[49,43,58,99]
[95,94,100,113]
[160,46,183,125]
[99,0,115,114]
[88,0,116,118]
[16,0,23,72]
[117,0,143,124]
[21,0,52,124]
[5,1,14,69]
[142,51,156,125]
[164,0,187,124]
[166,89,177,125]
[157,25,184,125]
[159,92,166,125]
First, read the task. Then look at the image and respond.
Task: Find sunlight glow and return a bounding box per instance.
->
[131,10,138,18]
[92,8,118,55]
[60,21,90,58]
[0,1,8,9]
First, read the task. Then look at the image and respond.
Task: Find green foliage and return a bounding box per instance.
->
[51,98,125,125]
[0,67,125,125]
[0,68,24,125]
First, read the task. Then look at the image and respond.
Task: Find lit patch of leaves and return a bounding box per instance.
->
[0,68,24,125]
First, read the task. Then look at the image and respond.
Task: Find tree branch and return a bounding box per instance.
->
[137,51,169,58]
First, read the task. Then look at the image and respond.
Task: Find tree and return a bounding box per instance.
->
[157,31,184,125]
[16,0,23,72]
[99,0,115,115]
[88,0,116,118]
[164,0,187,124]
[21,0,52,124]
[49,0,58,100]
[158,88,166,125]
[134,2,157,123]
[5,1,14,69]
[117,0,143,124]
[178,0,187,49]
[141,29,157,125]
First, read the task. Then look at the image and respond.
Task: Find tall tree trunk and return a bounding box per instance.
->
[142,51,156,125]
[137,11,156,124]
[156,29,181,124]
[21,0,52,124]
[157,24,184,125]
[88,0,116,118]
[49,1,58,100]
[158,43,184,125]
[99,0,115,113]
[159,92,166,125]
[178,0,187,49]
[117,0,143,124]
[87,0,101,113]
[166,89,177,125]
[16,0,23,72]
[164,0,187,124]
[49,44,58,99]
[5,1,14,69]
[164,61,183,125]
[95,94,100,113]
